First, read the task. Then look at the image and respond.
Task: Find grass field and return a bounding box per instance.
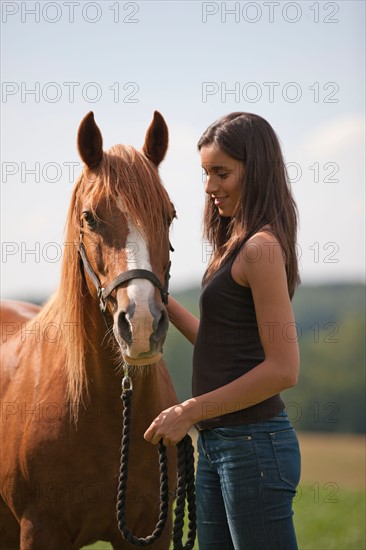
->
[83,432,365,550]
[292,433,365,549]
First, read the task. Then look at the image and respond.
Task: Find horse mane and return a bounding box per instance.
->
[27,145,174,421]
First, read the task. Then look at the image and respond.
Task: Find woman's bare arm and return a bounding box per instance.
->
[166,296,199,345]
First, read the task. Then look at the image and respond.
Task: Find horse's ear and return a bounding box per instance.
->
[77,112,103,170]
[142,111,168,167]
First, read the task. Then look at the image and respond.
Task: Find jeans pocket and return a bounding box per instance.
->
[270,428,301,489]
[211,426,252,441]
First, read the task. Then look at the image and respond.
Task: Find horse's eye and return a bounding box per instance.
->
[169,202,177,223]
[167,204,177,226]
[82,211,97,229]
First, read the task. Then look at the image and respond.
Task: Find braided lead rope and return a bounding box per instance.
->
[172,436,196,550]
[116,369,196,549]
[116,388,169,546]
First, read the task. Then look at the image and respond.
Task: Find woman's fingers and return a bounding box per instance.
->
[144,404,191,446]
[144,423,176,446]
[144,422,159,445]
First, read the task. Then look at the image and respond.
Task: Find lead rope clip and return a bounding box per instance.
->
[121,362,133,397]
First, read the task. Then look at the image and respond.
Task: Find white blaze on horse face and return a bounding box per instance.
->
[126,219,153,291]
[124,218,154,354]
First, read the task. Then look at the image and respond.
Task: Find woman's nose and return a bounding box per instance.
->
[204,175,218,195]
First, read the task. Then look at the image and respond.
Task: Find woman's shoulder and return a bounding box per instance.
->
[244,225,281,259]
[234,225,279,258]
[232,225,284,287]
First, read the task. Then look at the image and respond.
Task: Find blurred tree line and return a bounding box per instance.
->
[163,284,365,434]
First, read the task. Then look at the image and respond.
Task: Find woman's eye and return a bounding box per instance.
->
[218,173,229,179]
[82,211,97,229]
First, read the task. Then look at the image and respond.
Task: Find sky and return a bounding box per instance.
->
[1,0,365,300]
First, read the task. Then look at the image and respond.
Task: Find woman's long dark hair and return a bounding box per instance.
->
[198,112,300,298]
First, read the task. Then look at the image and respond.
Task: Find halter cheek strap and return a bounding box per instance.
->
[78,237,171,314]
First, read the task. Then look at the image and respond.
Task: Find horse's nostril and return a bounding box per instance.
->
[154,309,168,340]
[118,311,132,344]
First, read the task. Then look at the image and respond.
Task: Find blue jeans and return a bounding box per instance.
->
[196,410,301,549]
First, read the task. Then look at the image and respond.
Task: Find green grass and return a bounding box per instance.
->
[294,487,365,550]
[82,541,112,549]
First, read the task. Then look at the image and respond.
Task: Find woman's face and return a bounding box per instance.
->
[200,144,244,217]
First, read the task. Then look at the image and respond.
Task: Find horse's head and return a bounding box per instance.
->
[74,111,175,366]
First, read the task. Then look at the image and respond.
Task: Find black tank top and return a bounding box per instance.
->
[192,232,285,430]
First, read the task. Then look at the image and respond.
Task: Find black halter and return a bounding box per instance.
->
[78,236,171,314]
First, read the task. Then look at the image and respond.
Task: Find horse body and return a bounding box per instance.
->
[1,113,178,549]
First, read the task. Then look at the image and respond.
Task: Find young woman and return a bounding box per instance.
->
[144,112,301,549]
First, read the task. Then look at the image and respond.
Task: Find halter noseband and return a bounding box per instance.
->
[78,237,171,313]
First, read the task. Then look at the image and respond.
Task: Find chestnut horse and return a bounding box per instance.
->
[0,112,179,549]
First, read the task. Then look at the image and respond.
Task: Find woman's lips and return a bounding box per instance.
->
[213,196,227,206]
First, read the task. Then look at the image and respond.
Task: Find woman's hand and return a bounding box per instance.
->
[144,401,196,446]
